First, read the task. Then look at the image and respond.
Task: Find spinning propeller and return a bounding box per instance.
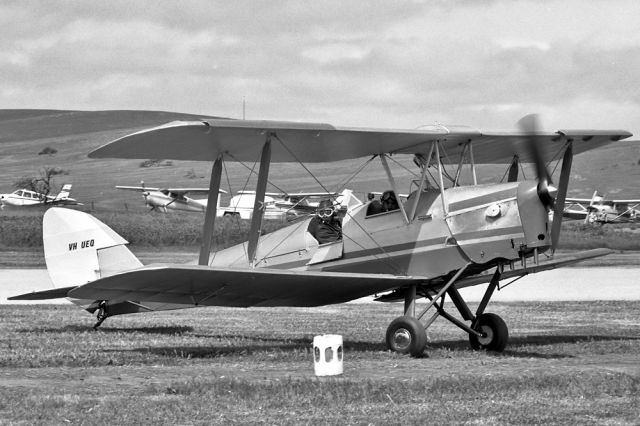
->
[517,114,571,253]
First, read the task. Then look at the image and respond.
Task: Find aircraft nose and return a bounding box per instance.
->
[517,180,551,251]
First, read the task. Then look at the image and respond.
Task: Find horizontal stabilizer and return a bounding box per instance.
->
[9,286,76,300]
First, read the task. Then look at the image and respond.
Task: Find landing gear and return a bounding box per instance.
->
[386,316,427,357]
[385,264,510,356]
[93,301,108,330]
[469,313,508,352]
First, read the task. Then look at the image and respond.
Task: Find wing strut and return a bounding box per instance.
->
[551,142,573,254]
[380,154,409,224]
[247,135,272,265]
[507,155,519,182]
[198,155,223,265]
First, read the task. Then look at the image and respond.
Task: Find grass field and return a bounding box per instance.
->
[1,302,639,424]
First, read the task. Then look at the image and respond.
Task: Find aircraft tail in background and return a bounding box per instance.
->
[53,184,73,200]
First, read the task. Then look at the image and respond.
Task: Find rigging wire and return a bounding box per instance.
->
[387,155,421,179]
[226,152,289,195]
[273,133,405,274]
[332,155,377,195]
[273,134,334,196]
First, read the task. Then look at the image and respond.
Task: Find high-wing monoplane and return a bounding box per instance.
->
[0,184,81,209]
[255,188,362,216]
[564,191,640,224]
[116,183,226,213]
[11,116,633,357]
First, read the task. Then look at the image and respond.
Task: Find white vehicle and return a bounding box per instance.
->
[218,193,286,220]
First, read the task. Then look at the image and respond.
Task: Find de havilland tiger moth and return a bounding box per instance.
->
[11,114,633,357]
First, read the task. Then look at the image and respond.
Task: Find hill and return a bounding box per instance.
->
[1,109,639,212]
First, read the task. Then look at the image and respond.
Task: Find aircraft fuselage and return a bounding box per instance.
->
[210,180,551,280]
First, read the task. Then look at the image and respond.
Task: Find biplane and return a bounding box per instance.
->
[0,184,80,209]
[11,115,632,356]
[116,183,226,213]
[564,191,640,224]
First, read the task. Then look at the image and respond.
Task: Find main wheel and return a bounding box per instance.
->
[386,316,427,357]
[469,313,508,352]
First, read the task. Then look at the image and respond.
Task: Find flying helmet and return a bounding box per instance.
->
[316,199,335,219]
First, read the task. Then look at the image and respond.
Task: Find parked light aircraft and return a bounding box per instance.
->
[245,189,361,217]
[11,115,632,356]
[0,184,80,209]
[116,183,226,213]
[116,183,320,220]
[564,191,640,224]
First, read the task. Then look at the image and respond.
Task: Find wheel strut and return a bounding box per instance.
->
[387,264,510,354]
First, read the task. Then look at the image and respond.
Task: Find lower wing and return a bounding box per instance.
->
[11,249,611,307]
[67,266,424,307]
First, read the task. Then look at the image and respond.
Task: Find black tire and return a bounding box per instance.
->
[386,316,427,357]
[469,313,508,352]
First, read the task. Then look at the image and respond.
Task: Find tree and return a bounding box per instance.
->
[38,146,58,156]
[14,167,69,201]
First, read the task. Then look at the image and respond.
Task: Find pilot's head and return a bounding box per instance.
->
[381,190,398,211]
[316,199,335,220]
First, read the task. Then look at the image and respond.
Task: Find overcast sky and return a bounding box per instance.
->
[1,0,639,136]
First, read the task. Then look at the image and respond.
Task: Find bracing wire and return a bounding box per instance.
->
[272,133,405,274]
[226,152,288,195]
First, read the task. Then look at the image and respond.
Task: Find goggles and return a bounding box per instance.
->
[317,208,334,218]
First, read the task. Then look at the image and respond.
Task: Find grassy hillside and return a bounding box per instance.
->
[1,109,639,213]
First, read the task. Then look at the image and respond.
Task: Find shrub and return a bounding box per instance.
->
[38,146,57,156]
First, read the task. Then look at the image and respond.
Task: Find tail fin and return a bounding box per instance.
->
[54,184,72,200]
[43,207,142,287]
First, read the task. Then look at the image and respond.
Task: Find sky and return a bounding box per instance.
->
[1,0,639,136]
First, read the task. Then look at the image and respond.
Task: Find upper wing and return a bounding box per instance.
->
[566,197,640,204]
[68,265,424,307]
[116,185,161,192]
[565,198,593,203]
[89,119,632,164]
[608,199,640,204]
[116,186,226,195]
[285,192,339,198]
